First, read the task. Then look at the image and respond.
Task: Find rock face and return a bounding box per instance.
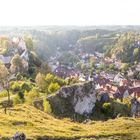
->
[47,81,96,115]
[11,132,26,140]
[131,98,140,117]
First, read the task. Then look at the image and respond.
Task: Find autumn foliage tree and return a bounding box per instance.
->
[0,62,11,114]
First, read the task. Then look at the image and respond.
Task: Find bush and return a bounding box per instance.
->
[43,98,52,113]
[18,91,24,101]
[102,100,130,119]
[102,103,112,115]
[11,82,21,92]
[13,95,22,105]
[123,97,131,111]
[25,88,40,105]
[45,73,54,84]
[21,82,32,92]
[53,77,66,86]
[48,82,60,93]
[0,90,7,98]
[16,73,23,80]
[13,90,25,105]
[66,77,79,85]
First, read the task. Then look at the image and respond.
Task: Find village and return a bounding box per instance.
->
[0,36,140,118]
[48,49,140,117]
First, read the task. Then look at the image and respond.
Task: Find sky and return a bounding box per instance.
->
[0,0,140,26]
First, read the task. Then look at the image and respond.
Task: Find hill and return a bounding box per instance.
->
[105,32,140,63]
[0,104,140,140]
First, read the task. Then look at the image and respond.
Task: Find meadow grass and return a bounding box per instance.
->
[0,104,139,140]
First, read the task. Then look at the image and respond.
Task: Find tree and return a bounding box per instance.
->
[120,63,129,73]
[133,48,139,60]
[35,73,46,91]
[24,35,34,51]
[45,73,54,84]
[10,54,24,73]
[40,62,51,75]
[89,57,95,69]
[0,62,10,114]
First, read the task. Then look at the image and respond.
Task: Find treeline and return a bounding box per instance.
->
[105,32,140,63]
[28,29,114,59]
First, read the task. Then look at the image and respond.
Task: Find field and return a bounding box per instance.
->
[0,105,140,140]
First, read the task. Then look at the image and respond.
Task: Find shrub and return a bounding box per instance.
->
[18,91,24,101]
[13,90,25,105]
[102,103,112,115]
[113,101,130,117]
[21,82,32,92]
[102,100,130,118]
[43,98,52,113]
[11,82,21,92]
[45,73,54,84]
[25,88,40,105]
[66,77,79,85]
[53,77,66,86]
[123,97,131,111]
[0,90,7,98]
[16,73,23,80]
[48,82,60,93]
[13,95,22,105]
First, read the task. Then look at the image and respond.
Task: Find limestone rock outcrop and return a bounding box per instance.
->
[47,81,96,116]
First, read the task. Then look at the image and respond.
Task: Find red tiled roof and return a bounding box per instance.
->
[95,76,110,85]
[120,79,132,86]
[117,86,129,94]
[129,87,140,94]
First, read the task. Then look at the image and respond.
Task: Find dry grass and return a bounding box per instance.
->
[0,105,139,140]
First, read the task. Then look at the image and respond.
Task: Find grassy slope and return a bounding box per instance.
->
[0,105,140,140]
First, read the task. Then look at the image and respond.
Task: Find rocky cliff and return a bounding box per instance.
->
[47,81,96,116]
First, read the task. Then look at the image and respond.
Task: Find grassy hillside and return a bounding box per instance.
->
[0,105,140,140]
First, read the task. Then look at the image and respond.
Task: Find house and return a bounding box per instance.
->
[18,38,27,51]
[96,84,117,97]
[20,50,29,61]
[119,79,132,86]
[95,52,104,58]
[127,69,134,77]
[79,74,86,82]
[53,66,80,79]
[0,55,12,68]
[129,87,140,98]
[114,60,122,69]
[136,63,140,71]
[113,86,130,100]
[133,80,140,87]
[102,57,113,65]
[94,76,110,87]
[114,73,124,83]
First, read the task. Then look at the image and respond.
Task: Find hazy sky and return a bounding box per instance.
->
[0,0,140,26]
